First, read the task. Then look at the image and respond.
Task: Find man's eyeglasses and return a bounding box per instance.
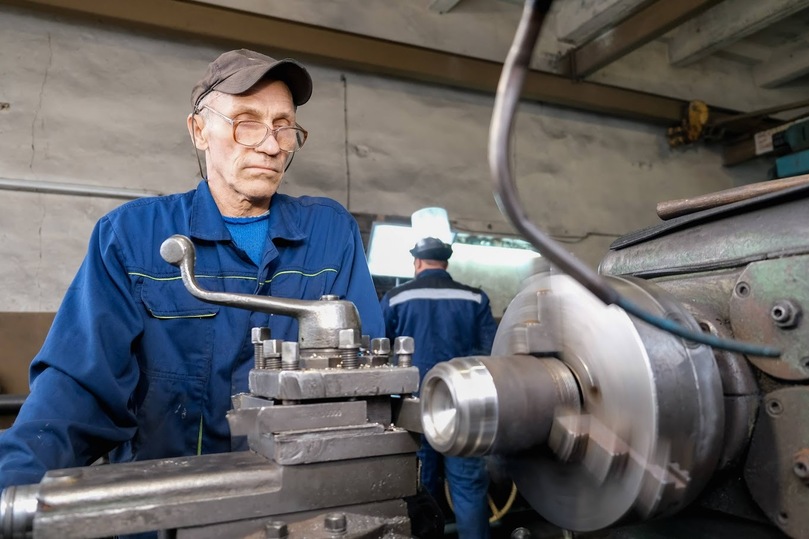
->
[200,105,308,153]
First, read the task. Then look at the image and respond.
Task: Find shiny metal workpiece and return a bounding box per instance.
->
[421,270,724,532]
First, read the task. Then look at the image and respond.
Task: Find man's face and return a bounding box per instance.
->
[199,80,297,215]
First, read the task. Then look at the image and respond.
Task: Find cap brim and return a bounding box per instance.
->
[410,247,453,260]
[213,59,313,106]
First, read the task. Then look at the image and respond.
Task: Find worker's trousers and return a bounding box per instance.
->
[418,439,490,539]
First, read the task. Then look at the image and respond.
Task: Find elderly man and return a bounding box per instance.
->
[380,237,498,539]
[0,49,384,490]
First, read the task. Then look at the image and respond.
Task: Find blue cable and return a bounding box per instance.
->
[617,297,781,357]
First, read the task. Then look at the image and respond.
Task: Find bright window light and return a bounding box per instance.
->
[450,242,541,269]
[366,223,417,279]
[366,223,541,283]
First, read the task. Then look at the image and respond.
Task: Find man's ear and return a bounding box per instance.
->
[187,113,208,151]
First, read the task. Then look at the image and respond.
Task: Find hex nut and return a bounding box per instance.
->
[323,512,347,534]
[262,339,283,357]
[338,328,361,349]
[394,336,415,355]
[252,327,271,344]
[371,337,391,355]
[265,521,288,539]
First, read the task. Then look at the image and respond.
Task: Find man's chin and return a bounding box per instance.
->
[244,169,282,186]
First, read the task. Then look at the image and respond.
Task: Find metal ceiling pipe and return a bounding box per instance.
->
[0,395,26,414]
[0,177,162,200]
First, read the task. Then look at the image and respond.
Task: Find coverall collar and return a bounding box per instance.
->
[415,268,451,280]
[189,180,307,243]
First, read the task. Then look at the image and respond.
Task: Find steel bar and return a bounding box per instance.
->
[656,174,809,220]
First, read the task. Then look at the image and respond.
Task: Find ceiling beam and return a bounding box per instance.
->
[428,0,463,14]
[713,40,773,65]
[668,0,809,67]
[566,0,723,78]
[754,34,809,88]
[1,0,779,134]
[556,0,656,46]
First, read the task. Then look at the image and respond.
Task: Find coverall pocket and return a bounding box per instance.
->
[131,371,206,459]
[139,279,218,380]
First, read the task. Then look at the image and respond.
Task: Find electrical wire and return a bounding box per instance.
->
[487,0,781,358]
[443,480,519,524]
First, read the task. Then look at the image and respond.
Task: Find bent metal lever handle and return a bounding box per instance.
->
[160,234,361,349]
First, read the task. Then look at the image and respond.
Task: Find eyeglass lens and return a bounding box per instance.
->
[234,122,303,151]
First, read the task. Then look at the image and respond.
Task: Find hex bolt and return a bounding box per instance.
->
[323,512,347,535]
[262,339,283,370]
[771,299,801,329]
[371,337,391,361]
[265,520,289,539]
[394,336,415,368]
[338,329,360,348]
[281,341,300,370]
[252,327,271,369]
[338,329,360,369]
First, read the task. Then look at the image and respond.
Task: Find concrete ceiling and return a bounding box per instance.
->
[7,0,808,122]
[454,0,809,95]
[187,0,809,114]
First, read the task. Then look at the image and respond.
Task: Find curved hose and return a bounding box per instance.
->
[487,0,780,358]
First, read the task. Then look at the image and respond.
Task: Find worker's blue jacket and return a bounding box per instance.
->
[380,269,498,384]
[0,180,383,490]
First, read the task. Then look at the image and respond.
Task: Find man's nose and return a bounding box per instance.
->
[255,132,281,155]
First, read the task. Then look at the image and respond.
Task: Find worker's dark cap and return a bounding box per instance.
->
[191,49,313,110]
[410,237,453,261]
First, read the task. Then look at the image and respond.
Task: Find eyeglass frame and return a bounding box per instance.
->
[198,105,308,153]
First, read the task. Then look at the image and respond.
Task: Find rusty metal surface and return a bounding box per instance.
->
[729,256,809,381]
[744,387,809,538]
[651,271,760,470]
[600,190,809,278]
[175,500,410,539]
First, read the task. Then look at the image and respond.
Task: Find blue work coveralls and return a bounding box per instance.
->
[380,268,498,539]
[0,180,384,490]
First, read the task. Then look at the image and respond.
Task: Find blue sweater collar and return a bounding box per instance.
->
[189,180,306,242]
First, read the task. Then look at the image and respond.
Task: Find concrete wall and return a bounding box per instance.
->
[0,5,771,313]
